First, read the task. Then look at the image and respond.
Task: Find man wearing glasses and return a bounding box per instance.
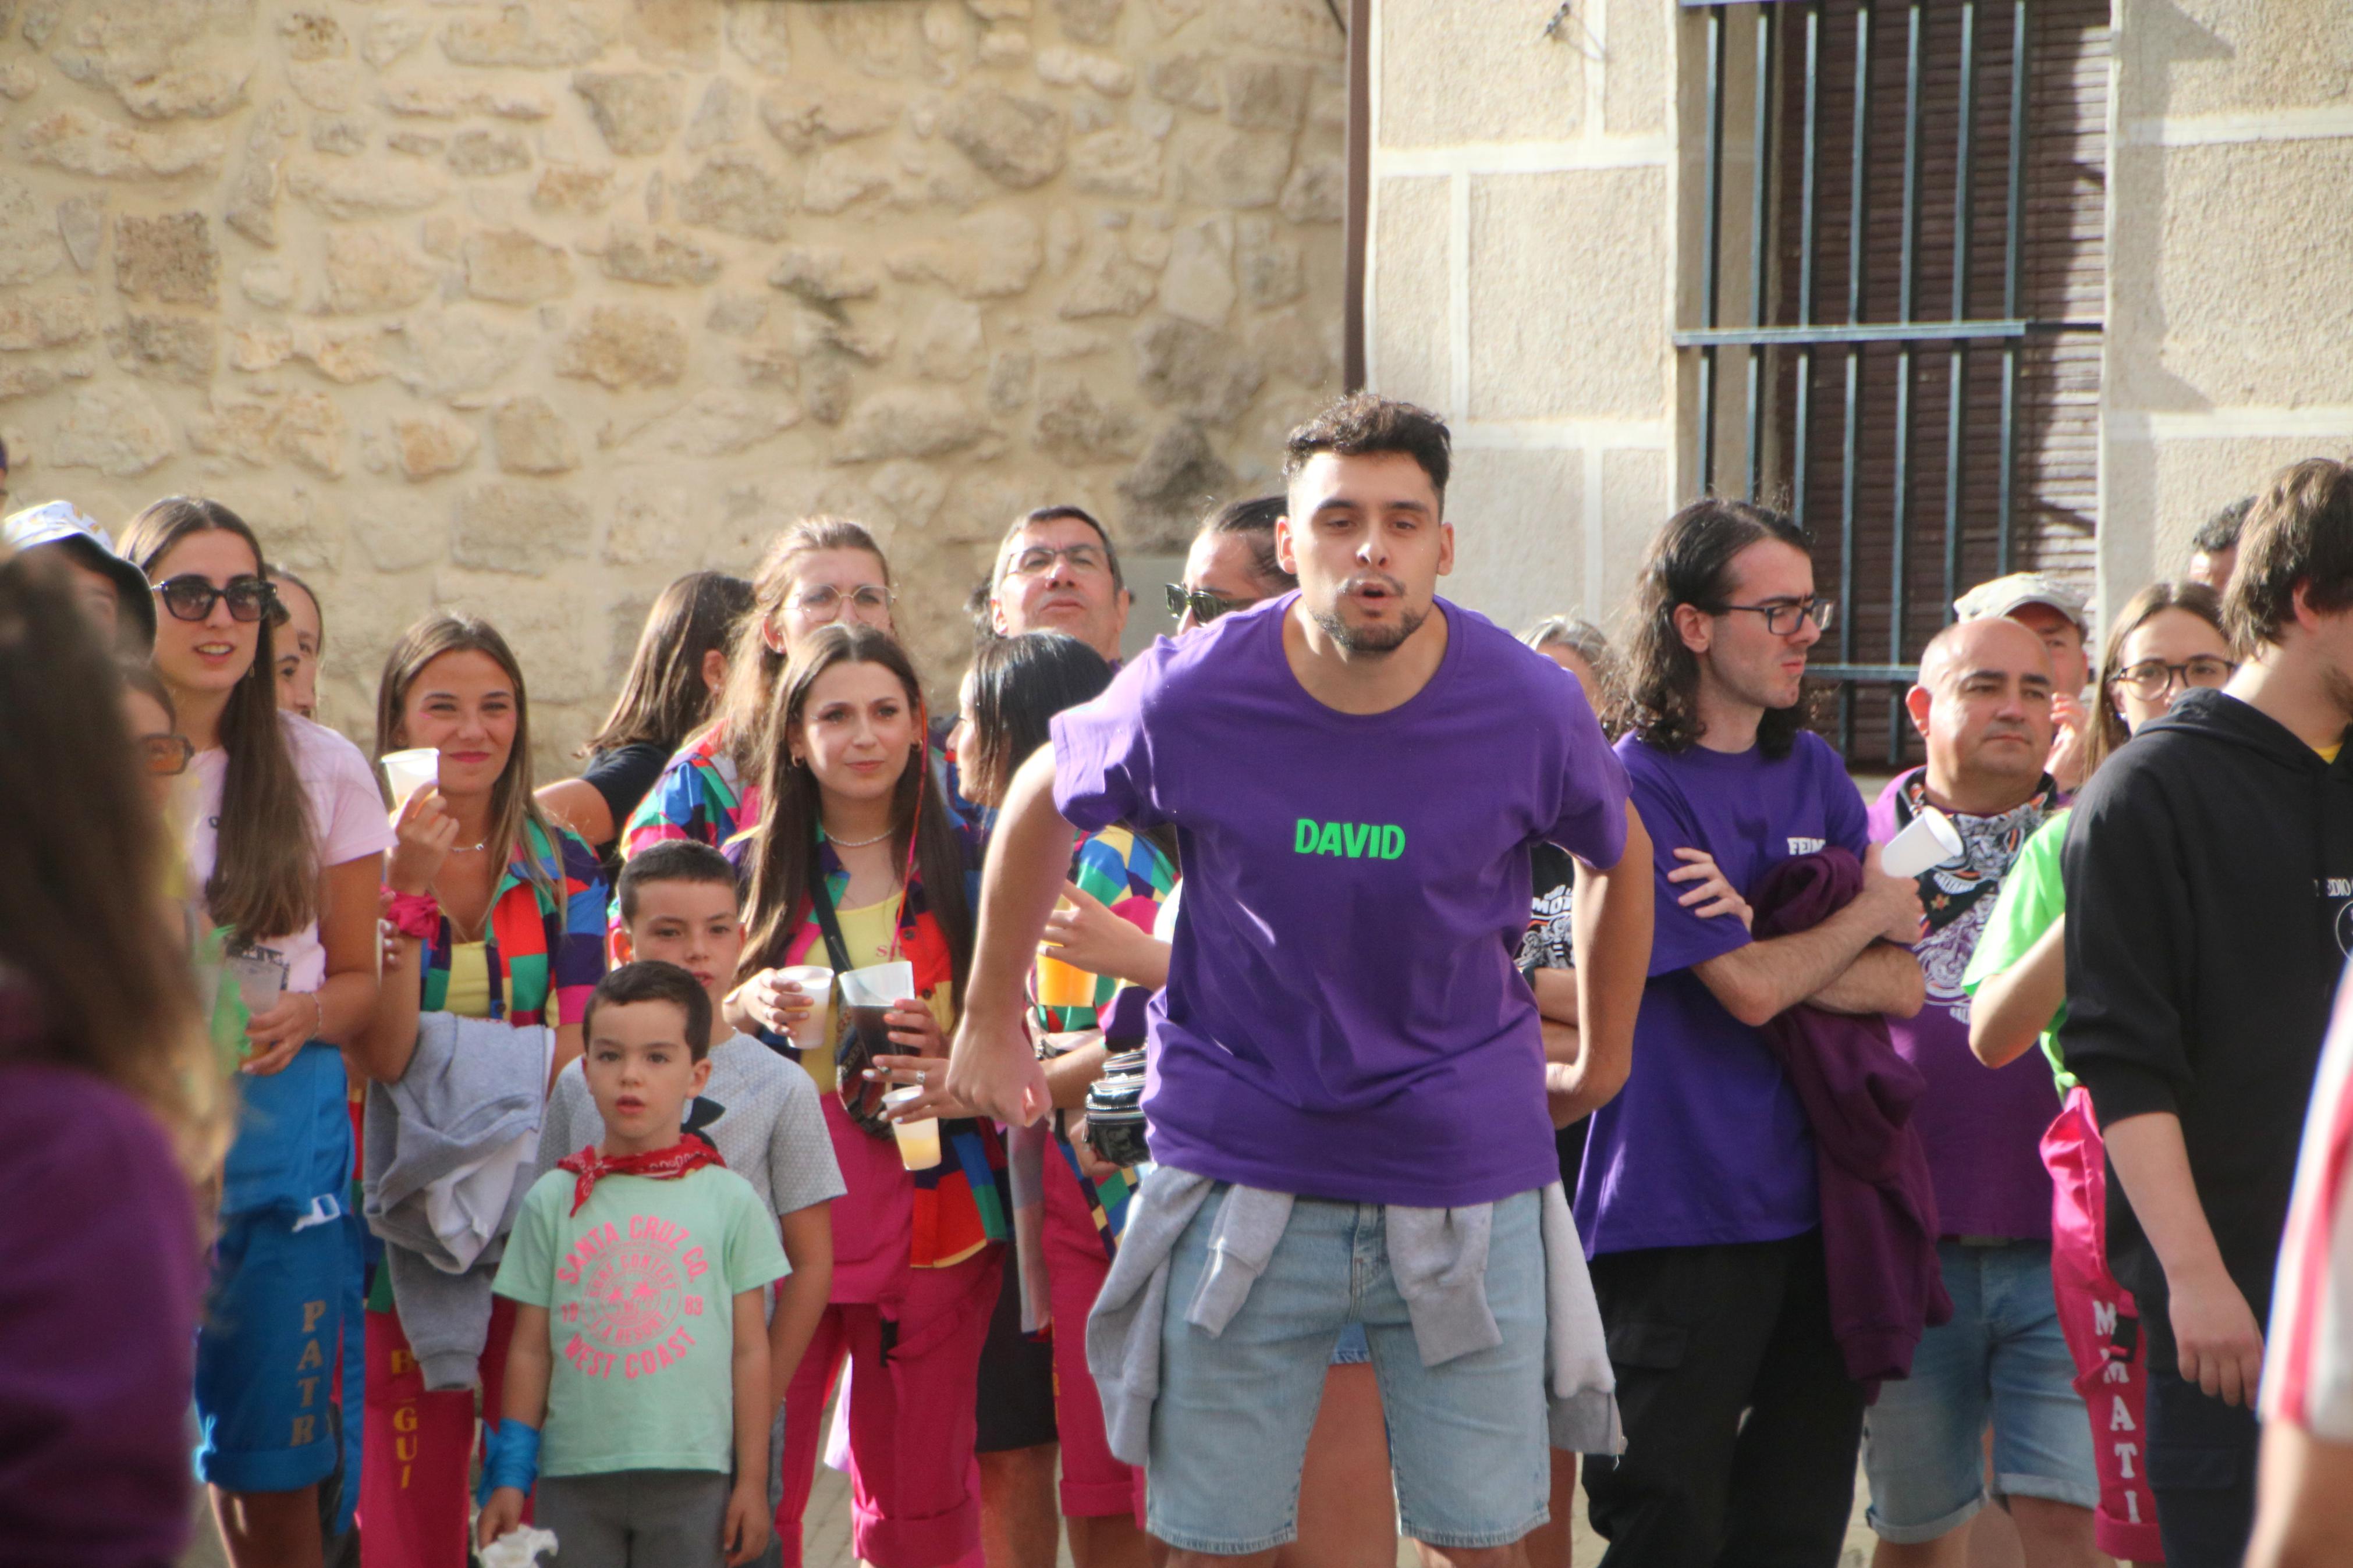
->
[1581,497,1927,1567]
[990,506,1132,662]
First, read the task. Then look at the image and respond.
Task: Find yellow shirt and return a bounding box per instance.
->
[803,896,953,1093]
[2320,741,2343,764]
[445,940,493,1020]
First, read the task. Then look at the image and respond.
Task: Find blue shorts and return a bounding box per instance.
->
[1144,1182,1549,1554]
[194,1207,361,1494]
[1332,1322,1370,1366]
[1861,1240,2100,1542]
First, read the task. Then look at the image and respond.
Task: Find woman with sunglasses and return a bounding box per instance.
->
[122,497,393,1568]
[620,518,897,864]
[353,612,609,1567]
[1964,579,2234,1568]
[723,624,1001,1568]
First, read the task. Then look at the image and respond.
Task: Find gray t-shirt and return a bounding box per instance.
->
[535,1032,846,1220]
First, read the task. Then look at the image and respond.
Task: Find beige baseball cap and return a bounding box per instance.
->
[1953,571,2089,635]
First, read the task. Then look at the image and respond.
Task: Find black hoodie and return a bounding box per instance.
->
[2059,687,2353,1364]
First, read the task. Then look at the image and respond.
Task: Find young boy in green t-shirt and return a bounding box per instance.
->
[478,961,789,1566]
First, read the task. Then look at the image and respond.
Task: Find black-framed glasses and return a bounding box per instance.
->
[1165,583,1254,624]
[792,583,894,617]
[137,733,194,777]
[2114,655,2235,700]
[153,574,278,624]
[1715,595,1836,636]
[1007,542,1107,578]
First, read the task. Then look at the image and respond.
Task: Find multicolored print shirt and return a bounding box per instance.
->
[416,819,609,1029]
[1032,825,1176,1251]
[723,827,1010,1272]
[493,1164,789,1478]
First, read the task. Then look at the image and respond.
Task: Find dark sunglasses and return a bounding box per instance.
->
[154,574,279,624]
[1165,583,1254,624]
[138,733,195,777]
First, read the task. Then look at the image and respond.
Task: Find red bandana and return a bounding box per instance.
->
[554,1138,725,1215]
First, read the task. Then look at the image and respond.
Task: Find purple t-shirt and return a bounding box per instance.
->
[1578,730,1867,1256]
[1867,772,2061,1239]
[1052,593,1631,1207]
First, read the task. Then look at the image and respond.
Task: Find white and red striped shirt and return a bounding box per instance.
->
[2265,972,2353,1440]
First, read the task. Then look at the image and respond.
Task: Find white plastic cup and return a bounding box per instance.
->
[1881,805,1965,879]
[381,748,441,812]
[883,1085,942,1171]
[226,950,286,1015]
[779,963,834,1052]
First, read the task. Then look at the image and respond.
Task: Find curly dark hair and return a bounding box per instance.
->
[1282,393,1451,500]
[2191,495,2253,557]
[1612,497,1816,758]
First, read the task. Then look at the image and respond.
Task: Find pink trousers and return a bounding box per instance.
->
[1041,1145,1146,1522]
[357,1297,516,1568]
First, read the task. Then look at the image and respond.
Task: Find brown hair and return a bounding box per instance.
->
[585,571,755,756]
[372,614,562,907]
[1200,494,1296,593]
[0,546,225,1178]
[1612,497,1816,758]
[119,497,317,944]
[737,624,973,1003]
[715,517,890,776]
[266,564,322,649]
[2224,458,2353,650]
[1282,393,1453,500]
[582,960,715,1061]
[2085,579,2228,778]
[117,656,179,728]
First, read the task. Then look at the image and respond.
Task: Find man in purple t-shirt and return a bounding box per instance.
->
[1579,498,1925,1568]
[947,393,1654,1566]
[1860,614,2103,1566]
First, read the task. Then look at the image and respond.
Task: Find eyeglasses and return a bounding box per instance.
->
[792,584,894,618]
[153,574,279,624]
[1006,542,1108,579]
[2114,655,2235,700]
[137,733,194,777]
[1715,595,1836,636]
[1165,583,1254,625]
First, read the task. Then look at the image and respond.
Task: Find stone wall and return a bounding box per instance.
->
[1365,0,1674,639]
[2100,0,2353,617]
[0,0,1346,765]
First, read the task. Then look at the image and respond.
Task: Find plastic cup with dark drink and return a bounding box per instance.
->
[839,959,915,1057]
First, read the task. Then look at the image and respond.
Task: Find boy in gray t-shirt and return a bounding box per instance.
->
[537,842,846,1393]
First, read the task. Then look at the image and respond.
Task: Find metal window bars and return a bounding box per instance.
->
[1675,0,2102,763]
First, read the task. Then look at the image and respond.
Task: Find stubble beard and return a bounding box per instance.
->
[1312,603,1428,655]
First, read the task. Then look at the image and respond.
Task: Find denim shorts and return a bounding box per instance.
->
[1144,1182,1549,1553]
[1861,1240,2100,1542]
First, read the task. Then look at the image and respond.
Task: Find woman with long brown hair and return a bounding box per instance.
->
[353,612,609,1564]
[537,569,753,874]
[0,543,222,1566]
[1964,578,2234,1567]
[121,496,392,1568]
[619,518,896,862]
[721,623,1003,1568]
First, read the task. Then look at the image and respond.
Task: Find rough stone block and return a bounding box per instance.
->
[0,176,69,285]
[240,258,298,308]
[491,395,580,473]
[110,312,216,383]
[453,481,592,573]
[1170,123,1290,208]
[803,148,895,215]
[441,5,611,69]
[115,211,218,304]
[630,388,801,457]
[362,13,428,68]
[832,387,988,462]
[286,156,446,219]
[50,3,252,121]
[17,106,228,180]
[726,4,796,74]
[574,72,682,157]
[292,325,385,385]
[1380,0,1581,147]
[760,83,903,150]
[1236,216,1304,307]
[1119,418,1233,547]
[1222,60,1309,131]
[51,383,175,475]
[57,195,106,273]
[224,115,285,245]
[555,303,688,387]
[1146,51,1221,112]
[449,130,533,177]
[627,0,720,67]
[391,311,532,399]
[888,209,1045,298]
[596,224,723,287]
[1069,126,1164,198]
[1060,234,1160,318]
[1037,46,1135,95]
[1280,156,1343,224]
[769,244,881,303]
[942,89,1067,189]
[1134,315,1262,423]
[288,59,363,115]
[685,79,743,151]
[675,152,796,241]
[322,229,436,314]
[270,390,347,477]
[1159,216,1234,326]
[0,293,94,350]
[912,298,987,381]
[1468,168,1667,421]
[1033,372,1144,461]
[463,229,574,304]
[392,410,479,479]
[533,164,620,215]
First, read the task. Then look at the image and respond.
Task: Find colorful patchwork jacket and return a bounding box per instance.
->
[726,826,1008,1270]
[620,724,762,862]
[416,819,609,1028]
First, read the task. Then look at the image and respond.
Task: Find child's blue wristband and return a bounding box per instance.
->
[476,1419,540,1506]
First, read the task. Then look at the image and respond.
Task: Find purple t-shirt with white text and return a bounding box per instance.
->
[1052,593,1631,1207]
[1867,772,2060,1239]
[1577,730,1867,1256]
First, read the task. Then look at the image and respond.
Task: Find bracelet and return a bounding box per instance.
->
[384,889,441,941]
[306,991,325,1041]
[475,1418,540,1506]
